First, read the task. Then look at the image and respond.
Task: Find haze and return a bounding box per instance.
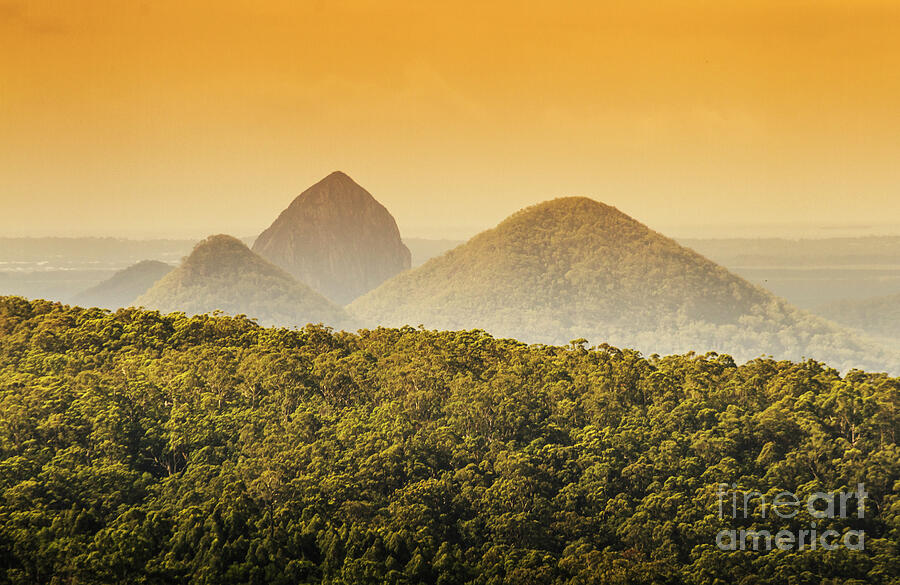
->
[2,0,899,238]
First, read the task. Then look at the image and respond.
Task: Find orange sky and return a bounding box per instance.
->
[1,0,899,238]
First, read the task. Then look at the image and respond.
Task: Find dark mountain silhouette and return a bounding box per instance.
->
[252,171,411,304]
[72,260,173,309]
[135,235,349,328]
[350,197,899,372]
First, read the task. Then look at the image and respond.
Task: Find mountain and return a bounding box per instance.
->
[135,235,349,328]
[72,260,173,309]
[351,197,899,373]
[815,292,900,342]
[252,171,411,304]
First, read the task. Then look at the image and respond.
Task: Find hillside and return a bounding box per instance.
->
[72,260,173,309]
[0,298,896,584]
[253,171,411,304]
[351,197,900,373]
[815,292,900,342]
[135,235,349,328]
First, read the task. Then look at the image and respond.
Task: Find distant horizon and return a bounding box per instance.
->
[2,219,900,242]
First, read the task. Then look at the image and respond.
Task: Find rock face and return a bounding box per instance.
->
[252,171,411,304]
[135,235,349,328]
[350,197,900,372]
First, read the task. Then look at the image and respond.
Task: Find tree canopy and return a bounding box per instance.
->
[0,296,897,584]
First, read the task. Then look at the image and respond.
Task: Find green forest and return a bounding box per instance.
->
[0,296,898,584]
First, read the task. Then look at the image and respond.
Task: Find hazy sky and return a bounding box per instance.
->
[2,0,899,238]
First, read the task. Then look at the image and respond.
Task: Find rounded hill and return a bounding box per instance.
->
[350,198,899,372]
[135,235,349,328]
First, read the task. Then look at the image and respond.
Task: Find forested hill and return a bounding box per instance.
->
[1,297,897,584]
[134,235,350,329]
[351,197,900,374]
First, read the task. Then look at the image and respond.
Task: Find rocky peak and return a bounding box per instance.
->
[252,172,411,304]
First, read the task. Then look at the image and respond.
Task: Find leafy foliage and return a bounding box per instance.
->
[1,297,898,584]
